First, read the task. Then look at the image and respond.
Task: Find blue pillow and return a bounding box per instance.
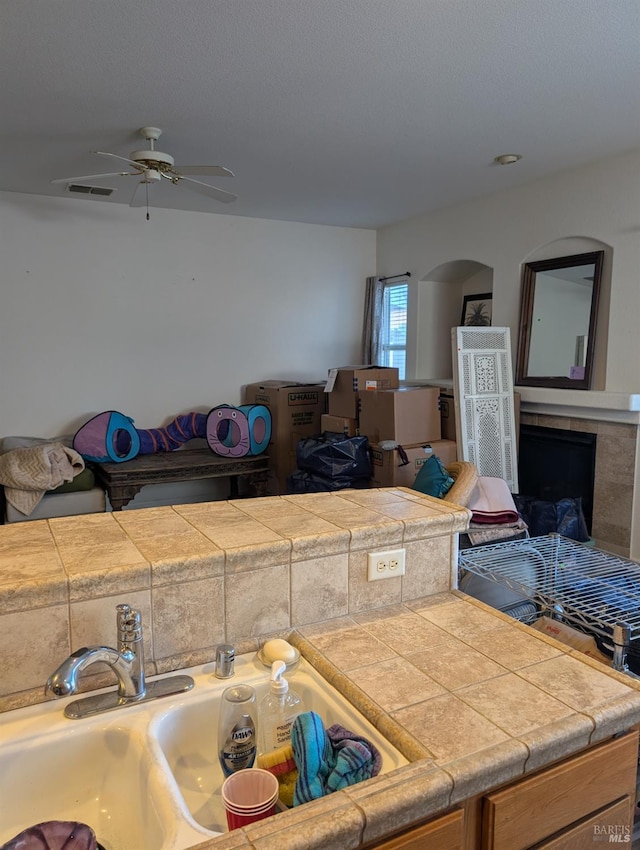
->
[412,455,454,498]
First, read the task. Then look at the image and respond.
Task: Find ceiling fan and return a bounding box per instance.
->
[51,126,237,215]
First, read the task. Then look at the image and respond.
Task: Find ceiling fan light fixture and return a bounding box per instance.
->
[51,126,237,214]
[130,149,175,168]
[494,153,522,166]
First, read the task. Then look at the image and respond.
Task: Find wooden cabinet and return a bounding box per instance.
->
[482,730,638,850]
[367,731,637,850]
[371,808,464,850]
[533,797,632,849]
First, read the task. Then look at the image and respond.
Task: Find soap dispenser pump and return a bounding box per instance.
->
[259,660,305,753]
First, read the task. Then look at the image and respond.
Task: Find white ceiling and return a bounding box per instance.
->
[2,0,639,229]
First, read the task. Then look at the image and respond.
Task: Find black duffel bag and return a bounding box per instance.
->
[287,469,370,494]
[295,433,371,481]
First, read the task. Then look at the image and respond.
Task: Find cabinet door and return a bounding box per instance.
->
[373,808,464,850]
[483,731,638,850]
[534,797,632,849]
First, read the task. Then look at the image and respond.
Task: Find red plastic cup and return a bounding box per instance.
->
[221,768,279,831]
[224,804,277,831]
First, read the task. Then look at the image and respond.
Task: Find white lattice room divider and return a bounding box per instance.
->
[452,326,519,492]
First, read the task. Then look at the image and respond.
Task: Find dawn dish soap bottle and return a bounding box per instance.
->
[218,684,258,777]
[259,660,305,754]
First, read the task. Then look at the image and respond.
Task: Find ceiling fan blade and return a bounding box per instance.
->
[173,165,235,178]
[171,174,238,204]
[51,171,136,184]
[94,151,147,170]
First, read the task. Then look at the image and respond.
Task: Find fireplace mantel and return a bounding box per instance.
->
[516,387,640,424]
[408,380,640,424]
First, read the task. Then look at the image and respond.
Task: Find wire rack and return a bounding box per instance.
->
[458,534,640,670]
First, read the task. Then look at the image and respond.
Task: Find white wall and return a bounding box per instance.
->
[413,280,461,380]
[527,274,592,376]
[377,147,640,392]
[0,193,375,438]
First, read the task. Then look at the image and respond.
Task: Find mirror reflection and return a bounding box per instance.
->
[515,251,603,390]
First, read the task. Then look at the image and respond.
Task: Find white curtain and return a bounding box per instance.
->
[361,276,384,364]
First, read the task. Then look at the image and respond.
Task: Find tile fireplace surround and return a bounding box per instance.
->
[516,388,640,558]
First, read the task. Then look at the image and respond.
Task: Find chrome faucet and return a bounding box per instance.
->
[46,603,194,719]
[46,604,145,701]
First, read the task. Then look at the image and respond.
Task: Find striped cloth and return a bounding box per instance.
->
[291,711,382,805]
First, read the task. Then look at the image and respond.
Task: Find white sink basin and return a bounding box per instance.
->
[151,654,407,835]
[0,710,174,850]
[0,652,407,850]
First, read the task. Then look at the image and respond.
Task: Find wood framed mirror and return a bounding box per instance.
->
[515,251,603,390]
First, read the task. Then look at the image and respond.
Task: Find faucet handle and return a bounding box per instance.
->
[215,644,235,678]
[117,603,142,643]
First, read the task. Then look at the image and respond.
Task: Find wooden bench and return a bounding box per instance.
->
[93,448,270,510]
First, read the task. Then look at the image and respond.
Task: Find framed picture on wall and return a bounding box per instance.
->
[461,293,492,326]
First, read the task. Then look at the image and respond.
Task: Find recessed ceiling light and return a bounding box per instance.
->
[494,154,522,166]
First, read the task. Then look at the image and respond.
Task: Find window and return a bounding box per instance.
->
[380,282,408,379]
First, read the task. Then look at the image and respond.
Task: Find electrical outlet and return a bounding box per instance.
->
[367,548,406,581]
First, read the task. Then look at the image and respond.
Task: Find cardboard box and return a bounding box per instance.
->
[263,450,297,496]
[321,413,359,437]
[243,380,326,495]
[326,366,399,419]
[370,440,458,488]
[359,386,441,445]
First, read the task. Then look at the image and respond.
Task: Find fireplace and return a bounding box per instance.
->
[517,409,637,557]
[518,425,597,534]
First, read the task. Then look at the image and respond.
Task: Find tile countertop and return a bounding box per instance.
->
[2,488,640,849]
[195,593,640,850]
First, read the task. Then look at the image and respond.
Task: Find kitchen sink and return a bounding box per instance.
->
[0,712,172,850]
[151,653,407,834]
[0,651,407,850]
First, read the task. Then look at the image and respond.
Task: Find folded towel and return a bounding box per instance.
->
[467,476,519,525]
[0,820,98,850]
[291,711,381,805]
[291,711,332,803]
[466,517,528,546]
[0,443,85,516]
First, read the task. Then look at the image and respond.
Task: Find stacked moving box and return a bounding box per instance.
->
[243,373,466,495]
[359,386,456,487]
[324,366,400,427]
[324,368,457,488]
[243,381,326,495]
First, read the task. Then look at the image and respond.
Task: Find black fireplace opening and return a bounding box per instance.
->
[517,425,597,534]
